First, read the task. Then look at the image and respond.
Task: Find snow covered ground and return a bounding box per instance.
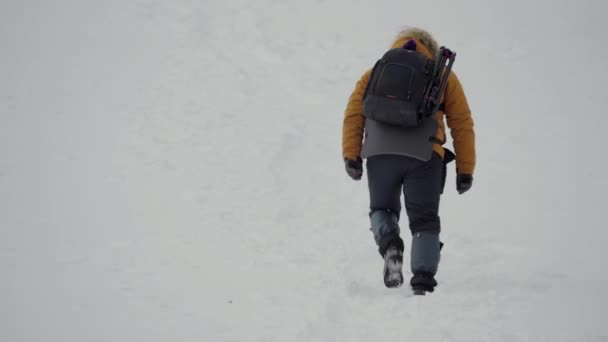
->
[2,0,608,341]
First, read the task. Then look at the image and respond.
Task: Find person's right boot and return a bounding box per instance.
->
[410,272,438,295]
[410,231,442,294]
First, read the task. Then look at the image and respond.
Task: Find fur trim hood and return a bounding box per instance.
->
[392,27,439,57]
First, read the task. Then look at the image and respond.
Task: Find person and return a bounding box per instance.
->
[342,27,476,295]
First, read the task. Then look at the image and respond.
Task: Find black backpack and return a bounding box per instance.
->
[363,46,456,128]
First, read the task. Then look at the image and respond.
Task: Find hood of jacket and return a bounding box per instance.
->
[391,27,439,59]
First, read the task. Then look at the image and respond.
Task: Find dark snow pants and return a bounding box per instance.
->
[366,153,443,275]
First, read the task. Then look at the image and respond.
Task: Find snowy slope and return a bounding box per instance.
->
[2,0,608,341]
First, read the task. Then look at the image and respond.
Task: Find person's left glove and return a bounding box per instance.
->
[344,158,363,181]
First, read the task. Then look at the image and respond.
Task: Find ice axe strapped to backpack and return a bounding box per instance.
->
[362,44,456,128]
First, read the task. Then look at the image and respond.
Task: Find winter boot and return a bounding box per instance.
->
[410,231,441,294]
[410,272,437,295]
[380,236,405,288]
[383,245,404,288]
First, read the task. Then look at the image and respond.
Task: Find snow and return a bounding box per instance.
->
[1,0,608,341]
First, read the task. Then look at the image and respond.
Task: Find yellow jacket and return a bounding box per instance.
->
[342,30,476,175]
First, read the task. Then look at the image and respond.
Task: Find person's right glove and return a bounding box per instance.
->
[344,158,363,181]
[456,174,473,194]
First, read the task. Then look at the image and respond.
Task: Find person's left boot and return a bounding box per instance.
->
[380,236,405,288]
[383,245,404,288]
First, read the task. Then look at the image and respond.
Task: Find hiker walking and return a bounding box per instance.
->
[342,27,476,295]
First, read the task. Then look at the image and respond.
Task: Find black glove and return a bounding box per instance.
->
[344,158,363,181]
[456,174,473,194]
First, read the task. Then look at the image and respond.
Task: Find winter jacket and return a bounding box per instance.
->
[342,28,476,175]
